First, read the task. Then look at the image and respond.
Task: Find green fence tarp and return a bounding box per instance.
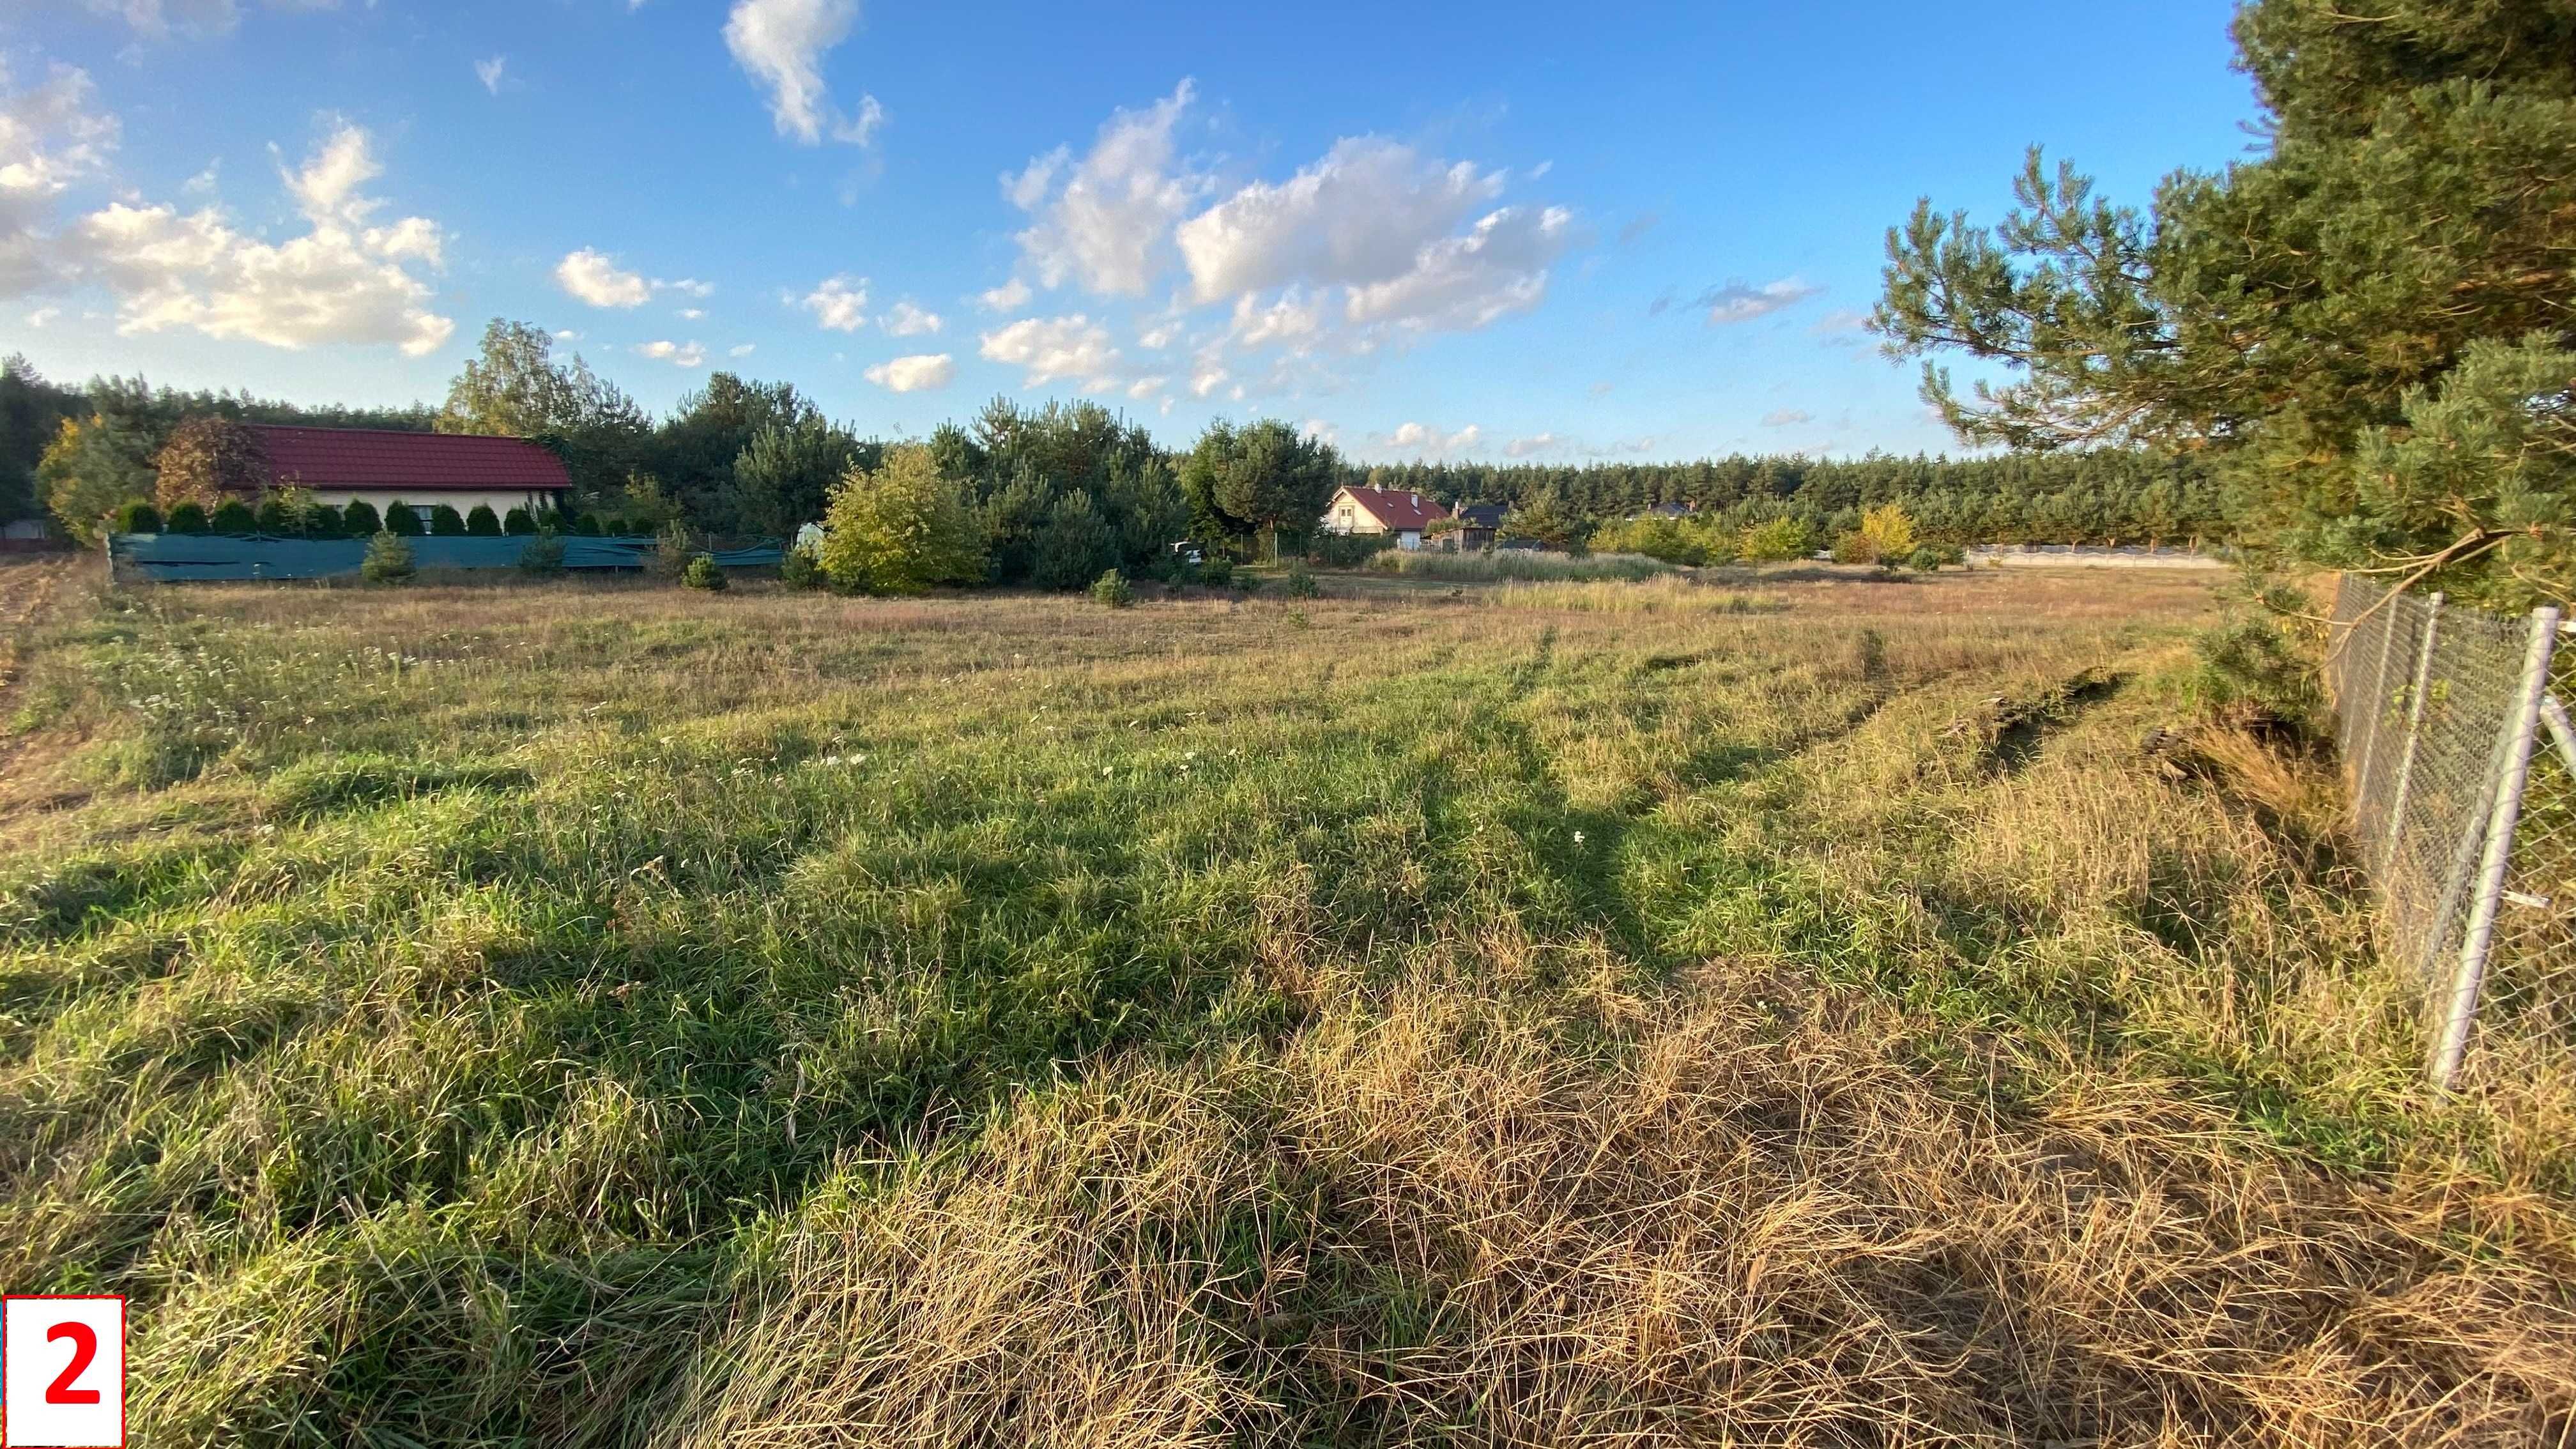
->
[111,534,783,581]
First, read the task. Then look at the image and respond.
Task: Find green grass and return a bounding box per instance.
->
[1,565,2570,1445]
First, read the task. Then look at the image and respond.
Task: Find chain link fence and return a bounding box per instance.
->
[2327,574,2576,1087]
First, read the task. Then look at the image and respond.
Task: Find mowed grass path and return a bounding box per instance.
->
[2,564,2570,1446]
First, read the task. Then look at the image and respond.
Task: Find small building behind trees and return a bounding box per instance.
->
[237,425,572,521]
[1321,484,1452,551]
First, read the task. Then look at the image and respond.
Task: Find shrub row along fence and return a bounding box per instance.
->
[108,533,783,583]
[2327,573,2576,1089]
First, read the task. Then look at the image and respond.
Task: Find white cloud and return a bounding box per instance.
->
[1377,421,1482,457]
[800,273,868,331]
[1006,80,1200,296]
[554,328,581,341]
[1225,288,1326,351]
[61,125,452,356]
[863,351,953,392]
[1810,308,1870,337]
[0,60,120,296]
[677,307,704,320]
[26,305,60,327]
[1760,408,1813,426]
[879,298,942,335]
[79,0,335,40]
[1300,418,1340,447]
[1175,138,1503,303]
[729,342,756,356]
[1342,204,1572,335]
[635,339,707,367]
[1505,433,1565,458]
[475,56,507,95]
[723,0,883,146]
[1697,275,1823,325]
[979,313,1122,388]
[555,247,650,307]
[977,277,1031,314]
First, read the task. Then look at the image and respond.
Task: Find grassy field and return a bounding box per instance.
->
[3,557,2572,1446]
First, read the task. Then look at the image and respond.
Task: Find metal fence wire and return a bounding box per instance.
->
[2327,574,2576,1088]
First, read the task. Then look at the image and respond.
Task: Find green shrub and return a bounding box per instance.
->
[1738,516,1815,563]
[114,501,161,534]
[1091,569,1135,608]
[360,530,415,584]
[305,505,344,539]
[427,504,467,537]
[1308,532,1392,569]
[779,546,826,591]
[1233,572,1261,595]
[1830,530,1874,565]
[816,445,986,596]
[502,507,535,535]
[1905,544,1947,572]
[682,554,728,591]
[1199,555,1234,587]
[652,521,696,579]
[163,500,208,534]
[1284,565,1320,598]
[210,499,257,535]
[465,503,502,536]
[339,500,380,535]
[384,502,424,537]
[256,496,293,535]
[517,532,567,577]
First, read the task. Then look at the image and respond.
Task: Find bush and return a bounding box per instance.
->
[779,546,826,591]
[1830,530,1875,565]
[1199,555,1234,587]
[384,502,424,537]
[427,504,466,537]
[114,501,162,534]
[682,554,728,591]
[210,499,257,535]
[465,503,502,537]
[1283,565,1320,598]
[164,500,208,534]
[517,532,567,577]
[651,521,696,579]
[255,496,293,535]
[1905,544,1948,572]
[1738,516,1815,563]
[1091,569,1134,608]
[1234,573,1261,595]
[502,507,535,535]
[360,530,415,584]
[340,500,381,535]
[306,505,345,539]
[817,445,987,596]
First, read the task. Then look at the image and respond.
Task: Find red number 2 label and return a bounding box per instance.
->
[47,1320,103,1405]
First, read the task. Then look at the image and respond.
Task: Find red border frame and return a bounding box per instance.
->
[2,1296,128,1449]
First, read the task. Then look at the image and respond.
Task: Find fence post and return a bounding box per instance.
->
[2379,592,2442,878]
[2352,586,2406,801]
[2429,604,2561,1091]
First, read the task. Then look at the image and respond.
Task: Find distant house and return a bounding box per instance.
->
[1321,484,1452,551]
[1452,502,1507,551]
[243,425,573,519]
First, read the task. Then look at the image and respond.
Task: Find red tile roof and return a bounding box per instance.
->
[1338,484,1451,532]
[244,425,573,495]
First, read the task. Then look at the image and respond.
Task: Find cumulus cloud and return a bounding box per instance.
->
[59,125,453,356]
[555,248,650,307]
[977,277,1031,313]
[1377,421,1482,457]
[635,339,706,367]
[1005,80,1200,296]
[1810,307,1871,337]
[1760,408,1813,426]
[723,0,883,146]
[864,351,953,392]
[1505,433,1565,457]
[475,56,507,95]
[1696,275,1823,325]
[800,273,868,331]
[0,60,120,295]
[979,314,1123,388]
[729,342,756,357]
[1175,138,1503,303]
[878,299,942,336]
[1343,204,1572,335]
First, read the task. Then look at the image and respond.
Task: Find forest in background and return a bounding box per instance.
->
[4,330,2223,561]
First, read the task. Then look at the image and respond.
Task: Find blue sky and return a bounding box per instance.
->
[3,0,2252,461]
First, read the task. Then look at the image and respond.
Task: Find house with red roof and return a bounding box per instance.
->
[1321,484,1452,551]
[241,425,573,521]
